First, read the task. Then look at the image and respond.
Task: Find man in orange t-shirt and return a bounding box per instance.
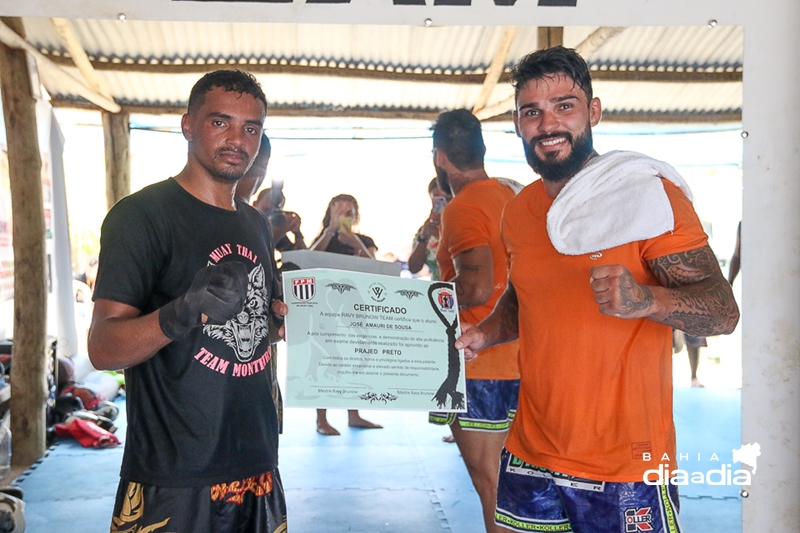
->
[429,109,520,533]
[457,48,739,533]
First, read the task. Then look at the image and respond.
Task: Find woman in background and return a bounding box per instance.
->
[311,194,382,435]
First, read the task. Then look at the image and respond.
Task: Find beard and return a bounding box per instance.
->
[435,166,453,196]
[523,124,594,183]
[205,148,252,183]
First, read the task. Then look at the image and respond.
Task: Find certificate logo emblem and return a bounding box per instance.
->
[436,289,455,311]
[395,289,423,300]
[327,283,355,294]
[292,277,316,301]
[369,283,387,302]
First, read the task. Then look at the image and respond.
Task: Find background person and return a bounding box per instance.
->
[407,178,449,280]
[234,133,289,432]
[234,133,271,203]
[457,47,739,532]
[310,194,382,435]
[429,109,520,533]
[254,186,307,252]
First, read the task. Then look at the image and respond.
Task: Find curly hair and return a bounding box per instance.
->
[510,46,593,102]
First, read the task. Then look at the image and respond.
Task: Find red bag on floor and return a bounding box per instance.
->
[60,384,105,410]
[54,418,120,448]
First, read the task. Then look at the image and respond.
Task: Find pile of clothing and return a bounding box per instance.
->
[49,356,120,449]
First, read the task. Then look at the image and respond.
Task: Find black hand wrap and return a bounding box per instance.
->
[158,261,249,341]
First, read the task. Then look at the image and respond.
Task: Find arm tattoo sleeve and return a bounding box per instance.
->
[647,246,740,336]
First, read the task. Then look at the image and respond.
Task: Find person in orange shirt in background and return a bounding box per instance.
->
[457,47,739,532]
[429,110,520,533]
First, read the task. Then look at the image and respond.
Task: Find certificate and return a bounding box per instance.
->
[282,268,467,412]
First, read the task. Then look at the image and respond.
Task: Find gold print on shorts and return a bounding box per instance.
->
[273,522,287,533]
[110,481,172,533]
[211,472,274,505]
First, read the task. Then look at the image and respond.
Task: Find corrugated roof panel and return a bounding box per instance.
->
[594,81,741,114]
[43,67,740,117]
[589,25,742,67]
[22,18,743,121]
[48,69,484,110]
[25,19,547,72]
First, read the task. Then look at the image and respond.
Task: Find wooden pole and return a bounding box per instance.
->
[0,17,48,466]
[472,26,518,115]
[537,26,564,50]
[102,111,131,209]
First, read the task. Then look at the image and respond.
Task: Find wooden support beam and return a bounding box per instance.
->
[50,20,127,210]
[102,111,131,209]
[537,26,564,50]
[472,27,517,115]
[0,19,119,113]
[0,16,48,467]
[575,26,627,57]
[50,18,114,101]
[42,53,743,84]
[478,26,630,121]
[49,97,742,124]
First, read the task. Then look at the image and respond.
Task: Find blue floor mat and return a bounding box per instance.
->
[15,389,742,532]
[674,387,743,499]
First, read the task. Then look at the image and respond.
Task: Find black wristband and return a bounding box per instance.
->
[158,299,194,341]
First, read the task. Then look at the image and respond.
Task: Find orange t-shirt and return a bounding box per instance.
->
[502,179,708,482]
[437,179,520,380]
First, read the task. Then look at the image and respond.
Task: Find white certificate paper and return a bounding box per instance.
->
[282,268,467,411]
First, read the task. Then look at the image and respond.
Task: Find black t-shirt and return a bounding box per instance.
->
[94,178,280,487]
[323,232,376,256]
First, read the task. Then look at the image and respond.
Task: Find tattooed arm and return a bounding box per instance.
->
[451,245,494,310]
[589,245,740,336]
[455,281,520,360]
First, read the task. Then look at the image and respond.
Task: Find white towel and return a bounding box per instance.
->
[546,150,693,255]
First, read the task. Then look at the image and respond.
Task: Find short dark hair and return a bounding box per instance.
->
[431,109,485,171]
[510,46,593,102]
[187,70,268,115]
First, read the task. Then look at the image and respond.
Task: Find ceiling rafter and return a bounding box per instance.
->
[472,26,517,114]
[0,19,119,113]
[48,96,742,124]
[41,53,743,85]
[477,25,628,120]
[50,18,115,102]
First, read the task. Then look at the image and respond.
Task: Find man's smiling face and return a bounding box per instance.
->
[513,74,602,183]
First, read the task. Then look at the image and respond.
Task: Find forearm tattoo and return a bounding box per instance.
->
[647,246,740,336]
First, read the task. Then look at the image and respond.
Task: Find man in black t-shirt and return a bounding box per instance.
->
[89,70,288,533]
